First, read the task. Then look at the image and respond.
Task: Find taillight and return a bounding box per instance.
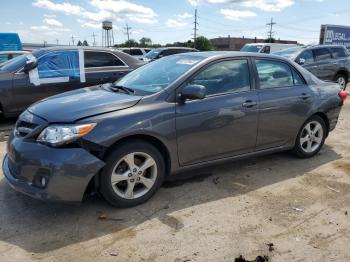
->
[339,90,348,101]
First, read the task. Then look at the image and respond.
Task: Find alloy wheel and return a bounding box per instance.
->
[337,76,346,88]
[299,121,324,153]
[110,152,158,200]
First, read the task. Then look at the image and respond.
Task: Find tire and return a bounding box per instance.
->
[335,73,348,90]
[100,140,165,208]
[293,115,327,158]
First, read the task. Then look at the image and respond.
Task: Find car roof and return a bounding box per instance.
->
[155,47,197,51]
[0,51,29,54]
[176,51,292,61]
[30,46,144,67]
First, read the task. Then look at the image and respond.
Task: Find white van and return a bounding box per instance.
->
[240,43,298,54]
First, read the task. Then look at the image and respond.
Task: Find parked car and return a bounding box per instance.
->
[0,46,144,117]
[119,47,151,62]
[240,43,298,54]
[0,51,29,64]
[145,47,198,61]
[274,45,350,89]
[3,52,346,207]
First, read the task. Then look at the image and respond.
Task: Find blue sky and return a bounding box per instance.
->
[0,0,349,46]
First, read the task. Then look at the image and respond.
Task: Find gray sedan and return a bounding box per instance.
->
[3,52,347,207]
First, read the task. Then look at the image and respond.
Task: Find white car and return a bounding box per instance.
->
[240,43,298,54]
[0,50,29,64]
[119,48,152,62]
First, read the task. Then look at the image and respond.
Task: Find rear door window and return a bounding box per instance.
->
[256,59,294,89]
[313,48,332,61]
[84,51,125,68]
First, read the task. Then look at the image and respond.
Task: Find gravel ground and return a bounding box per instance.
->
[0,100,349,262]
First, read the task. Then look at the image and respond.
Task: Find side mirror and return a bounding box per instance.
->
[297,58,306,65]
[179,85,206,101]
[24,56,37,73]
[157,54,163,59]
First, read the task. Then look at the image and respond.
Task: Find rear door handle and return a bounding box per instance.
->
[299,93,311,100]
[242,101,257,108]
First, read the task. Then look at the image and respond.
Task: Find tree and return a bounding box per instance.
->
[77,40,83,46]
[139,37,152,47]
[193,36,214,51]
[82,40,89,46]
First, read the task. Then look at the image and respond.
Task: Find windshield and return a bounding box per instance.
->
[273,47,303,59]
[240,45,263,53]
[115,54,204,94]
[145,48,163,59]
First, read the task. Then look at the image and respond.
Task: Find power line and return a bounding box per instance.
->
[193,8,198,47]
[267,17,276,42]
[92,32,97,46]
[124,24,132,42]
[71,35,75,46]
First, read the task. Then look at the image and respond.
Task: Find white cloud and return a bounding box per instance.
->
[220,9,256,20]
[33,0,158,24]
[188,0,294,12]
[241,0,294,12]
[178,12,193,19]
[33,0,83,15]
[77,19,101,29]
[43,14,57,18]
[43,18,62,27]
[166,11,193,28]
[166,19,188,28]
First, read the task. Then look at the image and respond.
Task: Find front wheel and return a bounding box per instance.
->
[100,140,165,207]
[293,116,327,158]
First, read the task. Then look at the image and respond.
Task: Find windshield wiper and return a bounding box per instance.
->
[110,84,135,95]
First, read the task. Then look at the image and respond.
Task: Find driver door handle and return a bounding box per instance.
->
[299,93,311,100]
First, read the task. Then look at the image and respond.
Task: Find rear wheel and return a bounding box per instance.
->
[100,140,165,207]
[335,73,348,90]
[293,116,326,158]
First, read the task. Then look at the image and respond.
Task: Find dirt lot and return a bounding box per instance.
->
[0,101,349,262]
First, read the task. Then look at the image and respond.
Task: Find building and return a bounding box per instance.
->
[210,36,298,51]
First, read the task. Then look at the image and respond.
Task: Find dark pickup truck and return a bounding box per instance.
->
[274,45,350,89]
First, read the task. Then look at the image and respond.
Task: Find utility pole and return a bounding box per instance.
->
[267,17,276,43]
[124,24,131,42]
[56,39,59,45]
[193,8,198,48]
[92,32,97,46]
[71,35,75,46]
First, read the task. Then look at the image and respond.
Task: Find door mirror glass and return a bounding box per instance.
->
[24,56,37,73]
[297,58,306,65]
[180,85,206,101]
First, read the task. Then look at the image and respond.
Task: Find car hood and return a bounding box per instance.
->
[28,86,142,122]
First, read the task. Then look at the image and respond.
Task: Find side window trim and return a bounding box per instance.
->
[84,50,128,69]
[185,58,254,98]
[291,66,306,86]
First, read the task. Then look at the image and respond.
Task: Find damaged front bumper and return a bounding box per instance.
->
[2,134,105,203]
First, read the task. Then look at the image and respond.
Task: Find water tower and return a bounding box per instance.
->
[102,21,114,47]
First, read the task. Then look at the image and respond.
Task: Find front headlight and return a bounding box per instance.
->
[37,123,96,146]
